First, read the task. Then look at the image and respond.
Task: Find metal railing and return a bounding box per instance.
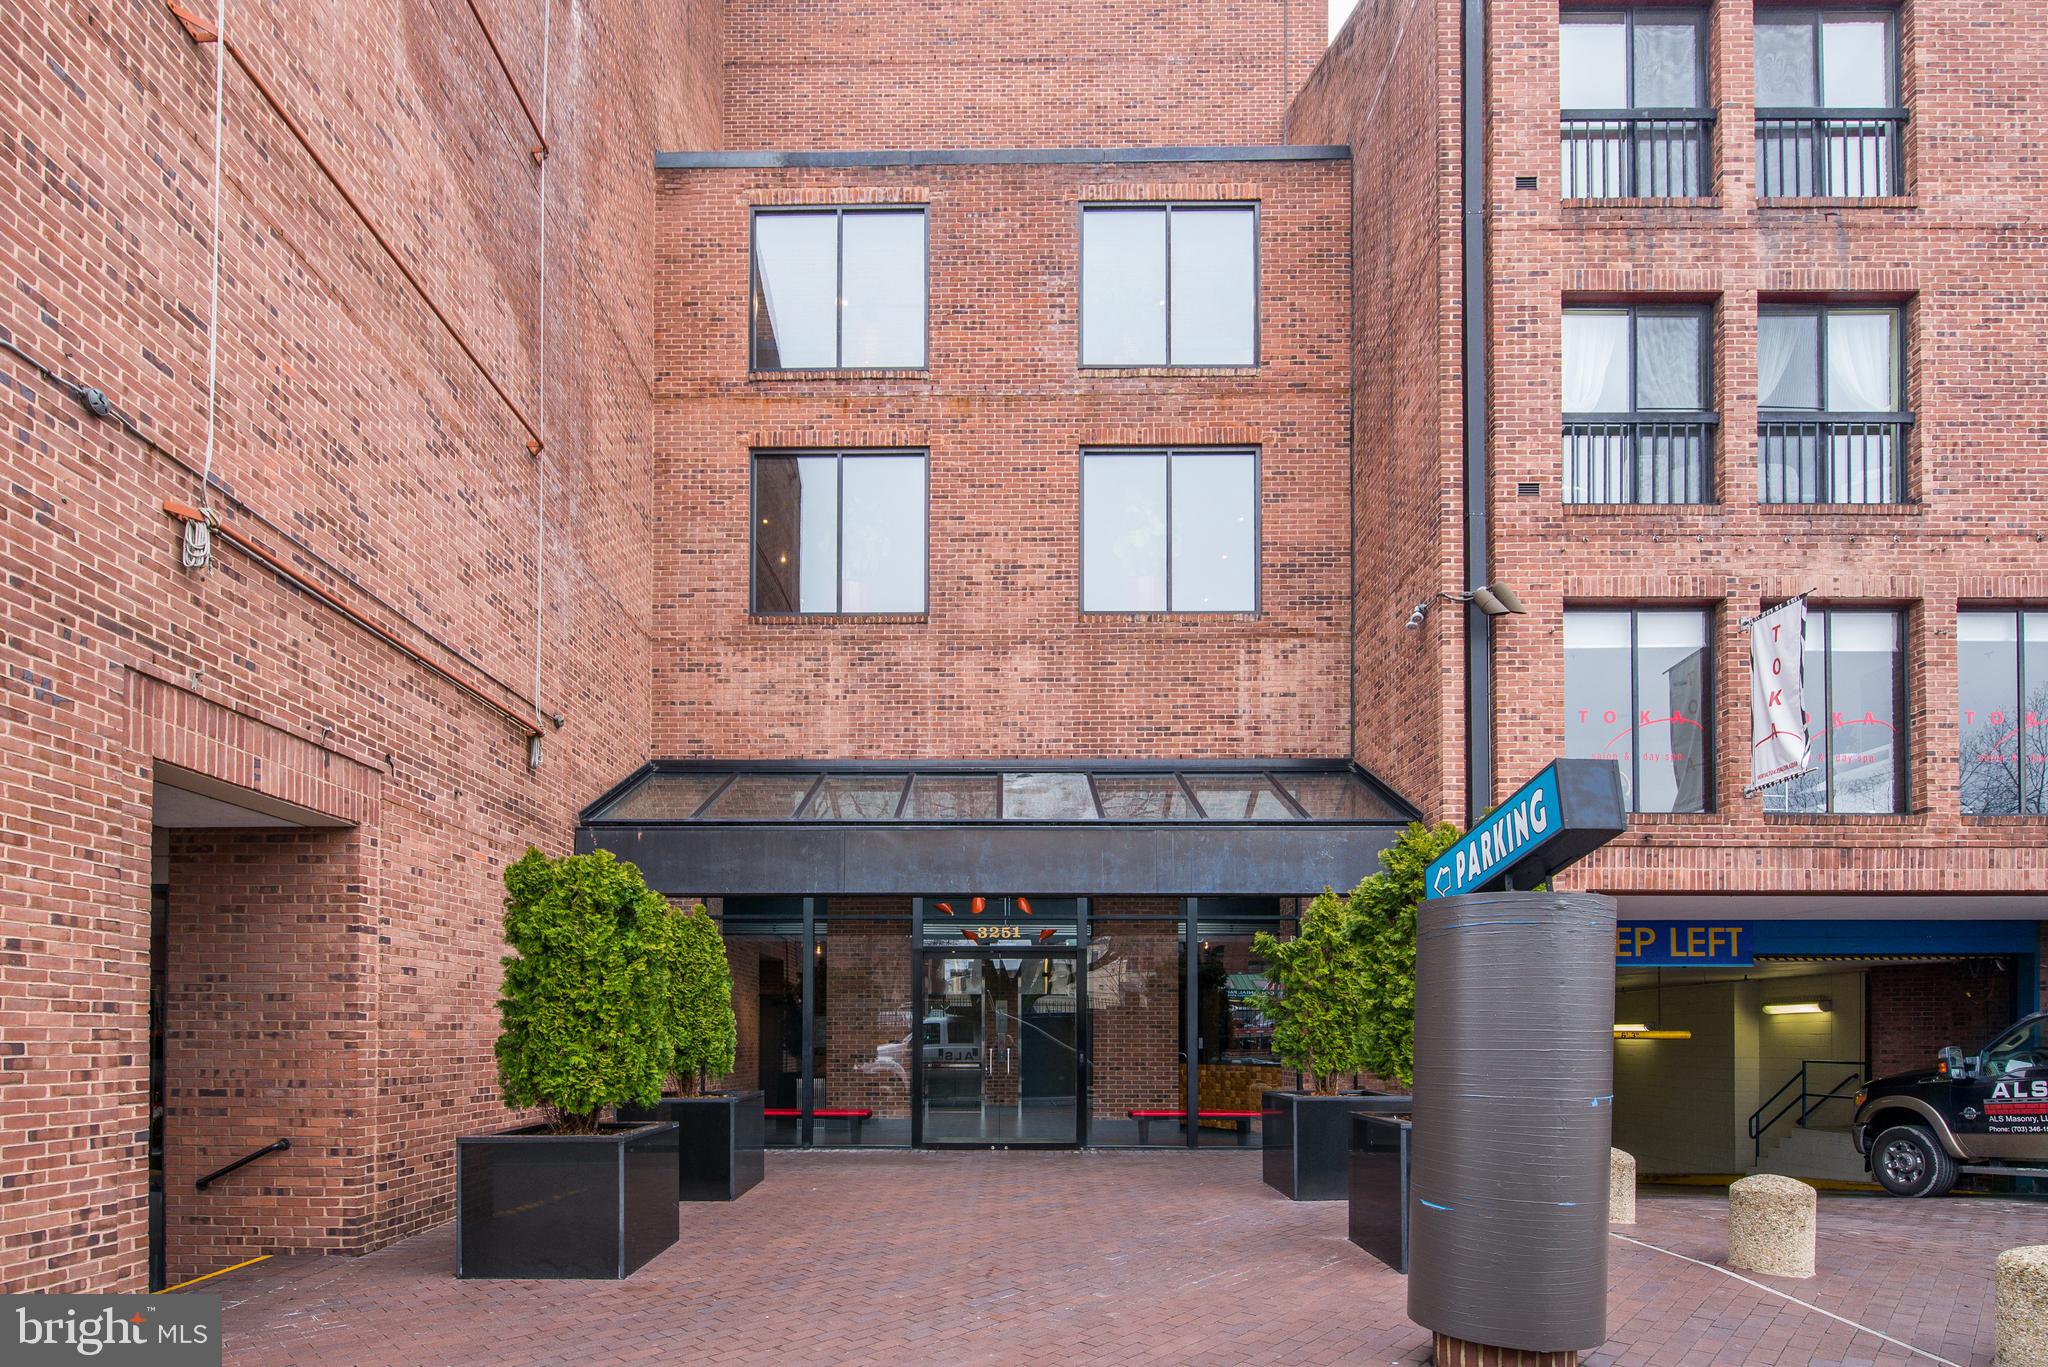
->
[1561,109,1715,199]
[194,1137,290,1191]
[1757,108,1907,197]
[1749,1060,1865,1165]
[1758,413,1912,505]
[1562,414,1717,504]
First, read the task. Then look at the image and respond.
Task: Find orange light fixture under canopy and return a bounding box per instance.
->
[1038,928,1055,943]
[971,896,987,915]
[1017,896,1034,916]
[936,902,955,916]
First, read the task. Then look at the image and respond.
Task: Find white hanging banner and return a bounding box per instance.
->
[1747,597,1813,794]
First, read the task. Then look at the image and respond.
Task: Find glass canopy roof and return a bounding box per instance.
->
[584,762,1412,825]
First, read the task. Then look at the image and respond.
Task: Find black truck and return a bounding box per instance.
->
[1852,1011,2048,1196]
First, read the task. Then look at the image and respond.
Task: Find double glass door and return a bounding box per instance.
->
[917,952,1080,1146]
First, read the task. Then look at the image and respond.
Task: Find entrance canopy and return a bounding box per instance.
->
[577,760,1417,896]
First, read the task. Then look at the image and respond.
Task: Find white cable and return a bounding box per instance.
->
[1610,1231,1962,1366]
[531,0,552,728]
[198,0,226,509]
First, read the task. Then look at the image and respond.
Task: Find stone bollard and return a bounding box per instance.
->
[1608,1148,1637,1225]
[1726,1173,1816,1278]
[1996,1245,2048,1366]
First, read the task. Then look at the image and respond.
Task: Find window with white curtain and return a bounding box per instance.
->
[1561,305,1713,503]
[1757,304,1905,504]
[1755,9,1902,196]
[1559,9,1709,198]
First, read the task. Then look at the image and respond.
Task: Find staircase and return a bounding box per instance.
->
[1756,1123,1870,1184]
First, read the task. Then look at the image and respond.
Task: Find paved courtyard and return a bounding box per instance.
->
[213,1151,2033,1365]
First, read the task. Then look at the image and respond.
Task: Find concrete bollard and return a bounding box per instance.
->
[1608,1148,1637,1225]
[1726,1173,1816,1278]
[1996,1245,2048,1366]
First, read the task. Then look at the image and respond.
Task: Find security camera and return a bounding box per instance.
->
[1404,602,1430,630]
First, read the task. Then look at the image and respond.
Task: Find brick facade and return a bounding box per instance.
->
[0,0,712,1293]
[1867,959,2019,1078]
[653,159,1353,760]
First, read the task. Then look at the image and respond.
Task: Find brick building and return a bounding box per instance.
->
[1,0,2042,1297]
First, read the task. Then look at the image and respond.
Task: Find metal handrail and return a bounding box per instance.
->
[195,1138,291,1191]
[1563,413,1718,505]
[1748,1060,1865,1164]
[1560,110,1716,199]
[1758,413,1913,505]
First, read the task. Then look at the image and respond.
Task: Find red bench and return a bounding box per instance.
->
[1127,1108,1264,1146]
[765,1107,874,1143]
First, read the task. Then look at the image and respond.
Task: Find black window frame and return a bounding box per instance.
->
[1557,6,1715,200]
[1077,202,1261,370]
[1756,302,1906,416]
[1753,6,1906,197]
[749,448,931,617]
[1756,303,1913,504]
[1769,606,1910,815]
[1955,608,2048,818]
[1077,447,1262,616]
[748,205,931,373]
[1563,605,1717,814]
[1561,302,1719,504]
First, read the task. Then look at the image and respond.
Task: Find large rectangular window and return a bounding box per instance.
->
[1764,609,1905,814]
[1564,608,1713,812]
[1081,449,1257,613]
[752,451,927,614]
[750,208,927,370]
[1562,305,1714,503]
[1080,205,1257,367]
[1958,610,2048,816]
[1755,9,1903,197]
[1559,9,1711,199]
[1758,305,1907,504]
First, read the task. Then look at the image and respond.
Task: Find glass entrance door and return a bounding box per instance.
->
[918,953,1081,1146]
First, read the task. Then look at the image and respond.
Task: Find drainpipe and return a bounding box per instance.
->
[1460,0,1493,824]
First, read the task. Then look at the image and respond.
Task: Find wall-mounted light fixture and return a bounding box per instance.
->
[1409,581,1528,629]
[1613,1027,1692,1040]
[1762,999,1832,1016]
[1613,1023,1649,1034]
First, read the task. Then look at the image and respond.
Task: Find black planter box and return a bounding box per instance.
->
[1349,1112,1413,1272]
[456,1121,678,1279]
[617,1090,764,1202]
[1262,1091,1412,1201]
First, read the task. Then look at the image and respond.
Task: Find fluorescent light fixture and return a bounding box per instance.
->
[1613,1023,1650,1035]
[1613,1028,1692,1040]
[1762,999,1831,1016]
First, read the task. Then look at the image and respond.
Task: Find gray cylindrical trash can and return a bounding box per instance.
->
[1407,891,1617,1354]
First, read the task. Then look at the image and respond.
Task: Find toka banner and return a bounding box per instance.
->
[1747,597,1813,793]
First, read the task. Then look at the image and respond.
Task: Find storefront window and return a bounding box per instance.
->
[1765,608,1904,814]
[1564,608,1711,812]
[1194,901,1292,1145]
[1088,904,1186,1146]
[1957,610,2048,816]
[815,902,913,1145]
[716,901,806,1147]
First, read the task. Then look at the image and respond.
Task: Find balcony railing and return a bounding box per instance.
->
[1560,109,1715,199]
[1758,413,1912,505]
[1756,108,1907,197]
[1562,414,1717,504]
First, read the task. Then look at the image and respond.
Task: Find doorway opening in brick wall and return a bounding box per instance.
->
[147,764,364,1290]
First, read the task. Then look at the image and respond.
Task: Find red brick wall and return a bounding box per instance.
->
[1868,960,2018,1079]
[1287,0,1467,814]
[161,830,376,1285]
[652,159,1353,759]
[1475,0,2048,897]
[720,1,1326,151]
[0,0,709,1292]
[819,909,914,1124]
[1088,909,1184,1121]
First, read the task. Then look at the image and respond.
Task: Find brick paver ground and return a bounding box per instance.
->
[210,1151,2037,1365]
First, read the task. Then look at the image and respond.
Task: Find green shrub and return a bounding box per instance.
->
[1349,820,1463,1086]
[1254,889,1373,1095]
[659,902,738,1094]
[494,848,674,1133]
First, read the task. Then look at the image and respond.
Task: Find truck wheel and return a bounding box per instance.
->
[1870,1124,1958,1197]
